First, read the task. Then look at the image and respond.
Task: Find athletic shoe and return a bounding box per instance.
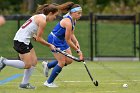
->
[0,56,6,72]
[19,83,36,89]
[44,81,58,88]
[42,61,49,77]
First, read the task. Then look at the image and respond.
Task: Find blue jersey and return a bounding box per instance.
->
[52,16,75,40]
[47,15,76,51]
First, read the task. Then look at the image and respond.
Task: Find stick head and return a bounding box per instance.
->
[94,80,98,86]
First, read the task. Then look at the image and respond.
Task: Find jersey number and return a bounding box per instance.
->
[21,19,32,29]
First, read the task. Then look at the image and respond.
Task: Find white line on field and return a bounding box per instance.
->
[32,75,140,81]
[73,91,117,93]
[3,80,140,85]
[98,91,116,93]
[63,67,140,70]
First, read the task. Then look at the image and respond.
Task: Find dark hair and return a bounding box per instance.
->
[36,4,58,15]
[56,2,77,13]
[35,2,81,15]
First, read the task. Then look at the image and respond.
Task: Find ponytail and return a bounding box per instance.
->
[57,2,75,13]
[36,4,49,14]
[35,2,81,16]
[35,4,58,15]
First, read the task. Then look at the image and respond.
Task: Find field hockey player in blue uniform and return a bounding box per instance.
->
[42,2,84,87]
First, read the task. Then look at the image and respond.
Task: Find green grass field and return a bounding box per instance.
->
[0,61,140,93]
[0,18,140,93]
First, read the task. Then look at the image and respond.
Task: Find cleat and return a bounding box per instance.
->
[0,56,6,72]
[42,61,49,77]
[19,83,36,89]
[44,81,58,88]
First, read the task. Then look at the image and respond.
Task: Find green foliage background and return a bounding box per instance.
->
[1,0,140,15]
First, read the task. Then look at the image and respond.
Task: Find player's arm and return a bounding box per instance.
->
[61,18,78,51]
[61,18,84,60]
[71,32,84,60]
[0,15,5,26]
[71,33,80,49]
[35,16,55,50]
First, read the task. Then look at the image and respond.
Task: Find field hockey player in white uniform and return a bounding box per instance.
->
[0,4,59,89]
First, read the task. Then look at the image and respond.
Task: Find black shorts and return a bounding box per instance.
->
[13,40,33,54]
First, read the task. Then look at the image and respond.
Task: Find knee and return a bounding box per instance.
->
[58,62,66,67]
[24,63,32,69]
[66,59,73,65]
[32,58,38,66]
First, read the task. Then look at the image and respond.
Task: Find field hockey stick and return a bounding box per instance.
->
[56,48,98,86]
[83,61,98,86]
[56,48,82,62]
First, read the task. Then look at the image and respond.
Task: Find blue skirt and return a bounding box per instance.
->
[47,34,69,51]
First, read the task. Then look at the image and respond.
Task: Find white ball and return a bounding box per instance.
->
[123,84,128,88]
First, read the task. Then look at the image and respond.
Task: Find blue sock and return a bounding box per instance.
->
[47,60,58,69]
[47,65,62,83]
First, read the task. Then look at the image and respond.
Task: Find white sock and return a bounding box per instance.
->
[21,66,35,84]
[3,59,25,69]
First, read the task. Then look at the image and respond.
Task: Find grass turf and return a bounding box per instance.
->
[0,61,140,93]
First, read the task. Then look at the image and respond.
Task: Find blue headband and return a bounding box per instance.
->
[63,7,82,18]
[70,7,82,12]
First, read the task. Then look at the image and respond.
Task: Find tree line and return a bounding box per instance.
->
[0,0,140,15]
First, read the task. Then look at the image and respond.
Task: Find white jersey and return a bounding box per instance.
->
[14,14,46,45]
